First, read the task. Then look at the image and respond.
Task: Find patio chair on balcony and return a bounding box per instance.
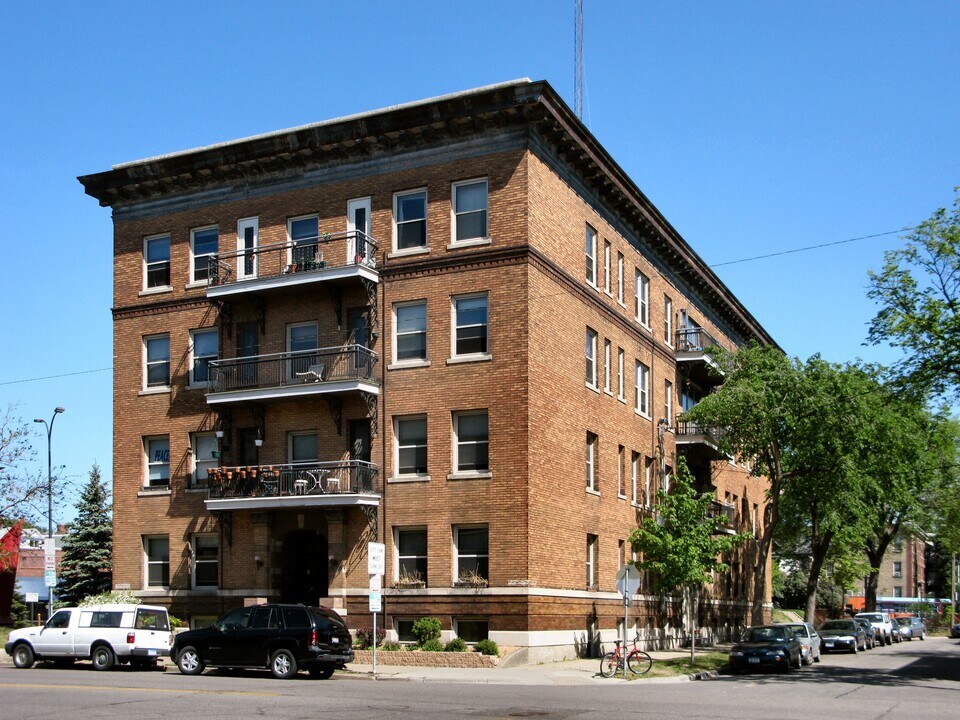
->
[295,363,325,383]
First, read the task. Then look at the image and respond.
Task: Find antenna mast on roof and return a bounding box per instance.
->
[574,0,583,119]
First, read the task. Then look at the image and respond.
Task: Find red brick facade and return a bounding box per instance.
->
[81,80,774,661]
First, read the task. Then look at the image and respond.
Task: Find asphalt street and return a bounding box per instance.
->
[1,636,958,720]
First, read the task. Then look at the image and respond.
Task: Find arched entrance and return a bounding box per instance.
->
[280,529,328,605]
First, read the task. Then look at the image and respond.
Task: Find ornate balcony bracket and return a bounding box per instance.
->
[362,391,379,436]
[326,396,343,436]
[361,505,378,538]
[362,278,379,335]
[212,510,233,547]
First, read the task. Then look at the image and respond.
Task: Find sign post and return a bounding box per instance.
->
[368,542,385,676]
[616,564,642,679]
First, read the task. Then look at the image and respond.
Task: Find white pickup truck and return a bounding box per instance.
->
[4,603,172,670]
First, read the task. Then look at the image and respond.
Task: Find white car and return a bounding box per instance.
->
[784,622,822,665]
[855,611,894,646]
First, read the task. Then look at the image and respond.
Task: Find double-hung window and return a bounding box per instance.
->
[144,334,170,389]
[585,328,597,387]
[455,526,488,583]
[631,452,640,505]
[603,339,611,394]
[192,534,218,588]
[191,433,217,488]
[396,416,428,476]
[586,432,598,492]
[395,190,427,251]
[636,270,649,326]
[144,536,169,588]
[617,252,624,304]
[454,411,489,473]
[586,534,598,588]
[190,226,219,283]
[144,436,170,488]
[664,295,673,345]
[190,329,218,386]
[617,347,625,400]
[453,294,488,357]
[287,322,318,379]
[144,234,170,289]
[289,215,319,265]
[397,528,427,585]
[635,361,650,416]
[394,301,427,363]
[452,179,488,242]
[585,224,597,285]
[603,240,611,293]
[664,380,674,425]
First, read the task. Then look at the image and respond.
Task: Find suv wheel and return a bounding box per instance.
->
[176,646,205,676]
[271,649,298,679]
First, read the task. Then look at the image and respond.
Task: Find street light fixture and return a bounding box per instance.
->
[34,406,65,619]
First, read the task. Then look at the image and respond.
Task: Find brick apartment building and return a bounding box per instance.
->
[79,79,775,661]
[851,531,929,607]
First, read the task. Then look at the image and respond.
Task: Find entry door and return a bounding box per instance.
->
[280,530,328,605]
[349,419,371,492]
[237,429,260,467]
[236,322,259,387]
[347,197,371,263]
[237,217,258,279]
[346,307,370,377]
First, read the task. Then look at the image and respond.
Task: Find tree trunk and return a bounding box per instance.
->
[687,584,697,663]
[804,523,834,624]
[751,456,782,625]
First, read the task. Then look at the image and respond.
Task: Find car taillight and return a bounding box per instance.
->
[127,632,136,644]
[311,630,318,645]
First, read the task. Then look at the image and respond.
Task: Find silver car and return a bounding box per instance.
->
[784,622,821,665]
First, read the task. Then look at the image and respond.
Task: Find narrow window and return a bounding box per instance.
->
[192,534,218,588]
[585,224,597,285]
[395,190,427,250]
[237,217,259,279]
[585,328,597,387]
[603,240,611,293]
[144,436,170,488]
[603,339,611,393]
[190,328,218,386]
[617,445,625,497]
[397,528,428,586]
[631,451,640,505]
[617,252,624,303]
[455,526,489,583]
[644,457,653,507]
[144,334,170,388]
[664,380,674,425]
[635,270,649,326]
[586,534,598,588]
[454,411,489,473]
[635,361,650,416]
[453,294,488,357]
[144,536,169,587]
[453,179,488,242]
[395,301,427,362]
[664,295,673,345]
[144,235,170,289]
[617,347,625,400]
[396,416,428,476]
[190,226,219,283]
[586,432,598,492]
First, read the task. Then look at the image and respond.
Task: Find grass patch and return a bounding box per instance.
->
[771,608,802,623]
[605,652,728,680]
[0,626,11,652]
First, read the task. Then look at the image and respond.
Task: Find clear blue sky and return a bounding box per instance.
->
[1,1,957,521]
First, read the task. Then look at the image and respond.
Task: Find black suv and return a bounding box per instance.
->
[171,604,353,679]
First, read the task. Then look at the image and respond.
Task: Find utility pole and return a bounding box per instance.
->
[34,407,65,620]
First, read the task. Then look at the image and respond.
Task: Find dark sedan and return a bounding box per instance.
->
[819,619,867,653]
[729,625,803,674]
[951,622,960,639]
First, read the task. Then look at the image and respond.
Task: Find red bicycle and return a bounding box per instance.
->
[599,635,652,677]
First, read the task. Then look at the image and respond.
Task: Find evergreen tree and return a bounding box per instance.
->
[57,464,112,605]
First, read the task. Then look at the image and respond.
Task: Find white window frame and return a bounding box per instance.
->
[603,239,611,294]
[143,334,170,390]
[586,534,598,589]
[288,431,318,464]
[586,432,598,493]
[189,328,218,388]
[585,224,597,286]
[237,216,259,280]
[451,178,489,246]
[635,270,649,327]
[453,525,489,583]
[144,436,170,487]
[452,410,490,475]
[192,533,218,589]
[617,348,625,401]
[451,293,490,360]
[664,380,674,425]
[585,328,597,388]
[392,300,428,366]
[892,561,902,578]
[603,339,612,394]
[144,535,169,588]
[617,252,624,304]
[395,526,428,585]
[635,361,650,417]
[631,452,640,505]
[143,234,171,291]
[664,295,674,346]
[393,188,428,254]
[394,415,428,478]
[190,225,219,285]
[191,432,217,488]
[287,214,320,266]
[644,457,653,508]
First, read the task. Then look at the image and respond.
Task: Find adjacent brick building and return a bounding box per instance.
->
[79,79,775,661]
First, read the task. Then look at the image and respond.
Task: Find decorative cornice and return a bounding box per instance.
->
[113,295,213,320]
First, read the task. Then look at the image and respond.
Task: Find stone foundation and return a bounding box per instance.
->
[352,649,500,668]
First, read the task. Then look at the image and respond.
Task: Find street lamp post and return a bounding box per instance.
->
[34,407,65,619]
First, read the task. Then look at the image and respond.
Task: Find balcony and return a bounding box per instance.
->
[706,500,737,534]
[205,460,379,512]
[207,344,378,404]
[674,420,724,461]
[675,327,724,385]
[206,231,378,299]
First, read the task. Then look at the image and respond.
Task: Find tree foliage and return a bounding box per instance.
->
[1,405,68,526]
[867,189,960,399]
[56,464,112,605]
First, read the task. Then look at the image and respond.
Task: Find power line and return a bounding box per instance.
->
[711,228,913,268]
[0,367,111,387]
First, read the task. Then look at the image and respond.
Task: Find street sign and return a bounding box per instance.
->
[25,593,38,603]
[370,574,382,593]
[368,542,385,575]
[616,564,641,596]
[44,570,57,587]
[369,591,382,612]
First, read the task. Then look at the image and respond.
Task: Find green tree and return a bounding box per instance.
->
[630,459,747,660]
[867,189,960,399]
[56,464,112,605]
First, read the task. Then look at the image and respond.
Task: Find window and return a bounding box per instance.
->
[617,347,625,400]
[452,179,488,242]
[617,252,624,304]
[237,217,259,279]
[617,445,625,497]
[585,224,597,285]
[455,526,488,583]
[394,301,427,363]
[664,295,673,345]
[190,226,219,283]
[453,294,488,357]
[396,416,428,476]
[289,432,318,463]
[603,339,611,393]
[396,528,427,585]
[893,586,903,598]
[586,534,598,588]
[644,457,653,507]
[144,536,169,588]
[289,215,319,264]
[892,561,903,578]
[455,619,489,643]
[635,361,650,416]
[192,534,218,588]
[144,334,170,389]
[144,436,169,487]
[635,270,649,326]
[630,451,639,505]
[287,322,318,378]
[603,240,611,293]
[190,329,218,386]
[144,234,170,289]
[892,538,903,553]
[454,411,489,473]
[586,432,598,492]
[191,433,217,488]
[664,380,674,425]
[395,190,427,250]
[585,328,597,387]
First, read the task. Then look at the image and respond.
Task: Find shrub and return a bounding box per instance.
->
[444,638,468,652]
[474,639,499,656]
[411,616,442,646]
[78,591,139,606]
[169,615,183,629]
[354,626,386,649]
[380,640,403,651]
[419,638,444,652]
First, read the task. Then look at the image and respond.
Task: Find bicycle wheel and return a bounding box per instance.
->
[627,650,652,675]
[599,651,621,678]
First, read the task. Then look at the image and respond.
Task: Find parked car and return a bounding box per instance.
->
[853,617,877,649]
[855,612,894,646]
[950,622,960,639]
[171,603,353,679]
[728,625,803,674]
[896,616,926,640]
[818,619,867,653]
[4,604,171,670]
[783,622,821,665]
[889,619,903,643]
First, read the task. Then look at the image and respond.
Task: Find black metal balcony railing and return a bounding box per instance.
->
[207,344,378,394]
[706,499,737,528]
[208,231,378,287]
[208,461,378,500]
[675,420,724,441]
[675,327,720,353]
